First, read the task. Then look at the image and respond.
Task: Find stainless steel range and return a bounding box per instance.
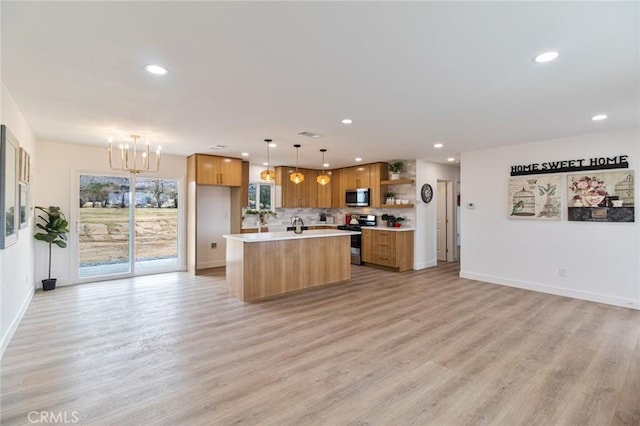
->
[337,214,377,265]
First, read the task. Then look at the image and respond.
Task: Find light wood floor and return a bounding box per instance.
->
[2,263,639,425]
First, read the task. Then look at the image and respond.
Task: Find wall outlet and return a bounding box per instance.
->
[559,268,567,278]
[211,242,217,249]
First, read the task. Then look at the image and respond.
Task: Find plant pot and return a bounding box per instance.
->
[390,173,400,180]
[393,223,401,228]
[42,278,57,291]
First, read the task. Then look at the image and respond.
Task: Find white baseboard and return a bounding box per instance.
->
[460,270,640,310]
[1,288,34,358]
[197,260,226,269]
[414,260,437,270]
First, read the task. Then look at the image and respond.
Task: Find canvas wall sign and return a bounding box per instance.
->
[567,171,635,222]
[508,175,562,220]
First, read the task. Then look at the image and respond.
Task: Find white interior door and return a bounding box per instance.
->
[437,181,447,262]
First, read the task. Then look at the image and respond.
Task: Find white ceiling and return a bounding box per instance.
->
[2,1,638,169]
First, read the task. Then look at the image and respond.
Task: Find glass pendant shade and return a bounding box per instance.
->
[317,174,330,185]
[260,169,276,181]
[290,172,305,184]
[260,138,275,182]
[316,148,330,185]
[290,144,304,184]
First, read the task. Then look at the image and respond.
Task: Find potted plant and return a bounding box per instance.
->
[243,208,277,226]
[388,161,404,180]
[385,191,395,205]
[34,206,69,291]
[381,214,405,227]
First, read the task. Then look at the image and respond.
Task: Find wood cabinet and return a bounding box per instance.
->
[194,154,243,186]
[186,155,249,274]
[317,177,332,208]
[276,166,319,208]
[330,163,387,208]
[361,229,414,272]
[345,164,370,189]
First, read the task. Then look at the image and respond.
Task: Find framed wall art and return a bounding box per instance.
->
[1,124,19,248]
[567,171,635,222]
[19,182,28,229]
[508,174,562,221]
[19,147,30,183]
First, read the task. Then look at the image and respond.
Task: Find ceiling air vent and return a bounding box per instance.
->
[297,131,323,139]
[208,144,227,150]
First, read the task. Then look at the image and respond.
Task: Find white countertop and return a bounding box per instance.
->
[364,226,416,232]
[224,229,360,242]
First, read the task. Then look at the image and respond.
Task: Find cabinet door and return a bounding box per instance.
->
[196,155,220,185]
[369,162,387,208]
[361,229,374,263]
[331,168,346,208]
[305,169,318,208]
[346,165,370,189]
[317,176,332,208]
[218,158,242,186]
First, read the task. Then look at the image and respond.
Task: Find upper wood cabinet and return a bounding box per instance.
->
[193,154,243,186]
[345,165,370,189]
[331,163,387,208]
[317,176,332,208]
[276,166,316,208]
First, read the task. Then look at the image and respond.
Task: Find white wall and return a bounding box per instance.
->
[196,185,230,269]
[414,160,460,270]
[1,84,37,356]
[460,129,640,309]
[35,141,187,286]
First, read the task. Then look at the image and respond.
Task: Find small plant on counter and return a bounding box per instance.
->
[243,209,277,225]
[381,214,405,227]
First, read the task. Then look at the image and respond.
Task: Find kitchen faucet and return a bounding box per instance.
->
[291,216,304,234]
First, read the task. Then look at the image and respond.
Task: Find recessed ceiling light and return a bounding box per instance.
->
[355,157,362,162]
[241,152,249,157]
[434,143,443,148]
[341,118,353,124]
[534,51,559,63]
[447,157,455,162]
[262,162,268,166]
[591,114,608,121]
[269,142,277,148]
[323,163,330,167]
[144,64,168,75]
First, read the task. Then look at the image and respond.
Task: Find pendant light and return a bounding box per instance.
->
[317,149,330,185]
[260,139,276,181]
[290,144,304,184]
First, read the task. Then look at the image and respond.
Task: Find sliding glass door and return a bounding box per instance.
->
[78,174,179,280]
[134,177,178,273]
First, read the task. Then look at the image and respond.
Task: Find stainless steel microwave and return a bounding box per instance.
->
[346,188,370,207]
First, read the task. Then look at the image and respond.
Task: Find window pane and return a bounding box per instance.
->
[79,175,130,278]
[259,184,272,209]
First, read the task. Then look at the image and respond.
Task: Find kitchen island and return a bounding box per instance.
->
[223,229,360,302]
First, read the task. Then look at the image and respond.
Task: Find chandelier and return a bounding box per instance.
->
[260,139,276,181]
[108,134,161,174]
[317,148,330,185]
[290,144,304,184]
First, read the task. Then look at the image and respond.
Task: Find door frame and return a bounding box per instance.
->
[436,179,456,263]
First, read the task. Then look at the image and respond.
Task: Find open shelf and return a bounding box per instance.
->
[381,178,414,185]
[382,203,415,209]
